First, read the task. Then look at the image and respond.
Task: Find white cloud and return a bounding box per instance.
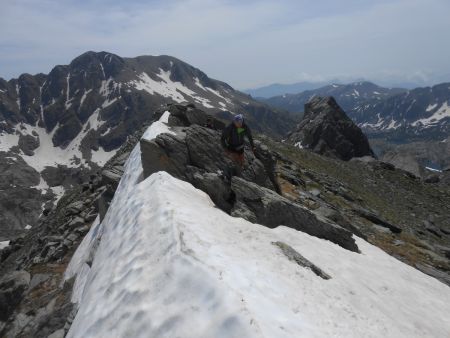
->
[1,0,450,88]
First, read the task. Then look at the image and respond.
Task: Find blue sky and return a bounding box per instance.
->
[1,0,450,89]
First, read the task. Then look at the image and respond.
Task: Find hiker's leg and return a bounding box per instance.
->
[223,150,237,179]
[234,152,244,176]
[224,150,241,177]
[238,152,245,168]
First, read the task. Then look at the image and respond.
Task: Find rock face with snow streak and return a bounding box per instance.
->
[0,51,293,236]
[287,96,375,161]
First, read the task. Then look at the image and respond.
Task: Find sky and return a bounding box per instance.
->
[1,0,450,89]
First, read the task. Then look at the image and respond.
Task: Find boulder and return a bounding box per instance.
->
[287,96,375,161]
[230,177,359,252]
[18,134,39,156]
[424,174,440,184]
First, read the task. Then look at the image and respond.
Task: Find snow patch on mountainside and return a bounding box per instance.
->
[0,131,20,152]
[50,185,66,204]
[66,117,450,338]
[80,89,92,107]
[360,113,385,130]
[295,141,304,149]
[65,73,72,109]
[193,77,208,91]
[412,101,450,127]
[99,78,120,98]
[91,146,118,167]
[131,70,195,104]
[0,108,115,172]
[16,84,20,110]
[425,166,442,173]
[130,70,224,110]
[33,176,50,192]
[386,119,401,130]
[426,103,438,112]
[194,77,233,106]
[101,97,118,109]
[0,241,10,250]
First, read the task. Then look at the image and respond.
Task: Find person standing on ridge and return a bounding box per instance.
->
[221,114,255,176]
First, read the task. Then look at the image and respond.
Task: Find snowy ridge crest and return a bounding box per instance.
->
[64,115,450,338]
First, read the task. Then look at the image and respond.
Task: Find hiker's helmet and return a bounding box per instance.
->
[233,114,244,124]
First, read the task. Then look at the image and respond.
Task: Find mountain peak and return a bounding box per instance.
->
[288,96,375,160]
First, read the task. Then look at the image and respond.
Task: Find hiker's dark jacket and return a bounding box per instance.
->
[221,122,254,153]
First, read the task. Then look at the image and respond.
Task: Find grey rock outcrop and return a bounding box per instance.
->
[18,133,39,156]
[230,177,359,252]
[287,96,375,161]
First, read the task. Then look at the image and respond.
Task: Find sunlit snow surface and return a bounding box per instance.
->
[66,120,450,338]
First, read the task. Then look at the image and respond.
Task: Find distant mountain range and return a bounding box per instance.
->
[260,81,450,142]
[243,81,330,98]
[261,81,406,114]
[0,51,293,236]
[243,76,450,99]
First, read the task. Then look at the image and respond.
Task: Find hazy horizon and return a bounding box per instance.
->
[2,0,450,89]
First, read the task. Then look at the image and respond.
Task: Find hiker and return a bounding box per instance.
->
[221,114,255,176]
